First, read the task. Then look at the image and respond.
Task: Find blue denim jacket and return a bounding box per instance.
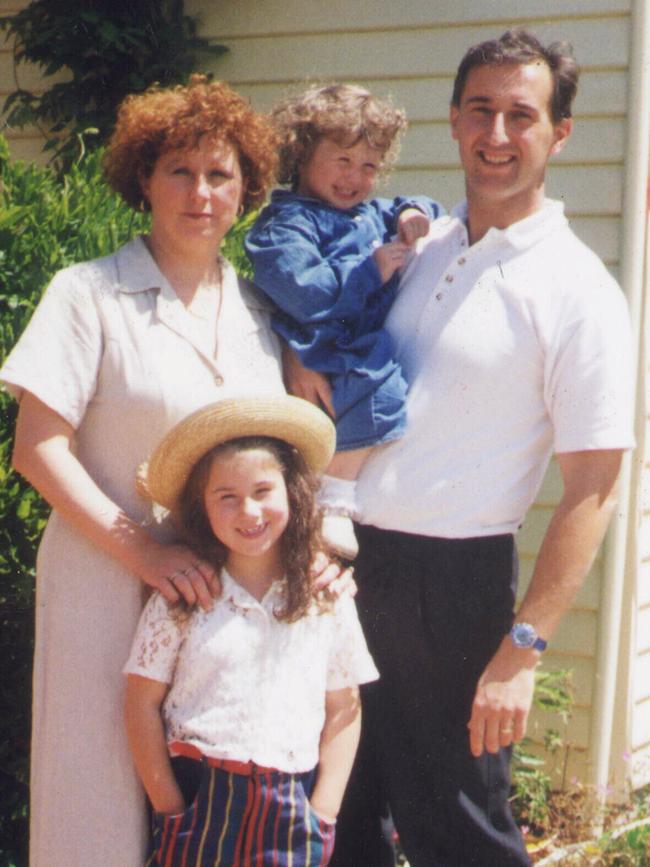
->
[245,190,444,450]
[245,190,443,370]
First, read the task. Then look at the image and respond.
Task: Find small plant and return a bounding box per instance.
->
[530,789,650,864]
[511,668,574,830]
[598,819,650,865]
[510,670,650,863]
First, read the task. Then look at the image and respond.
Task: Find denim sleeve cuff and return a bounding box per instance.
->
[397,197,444,221]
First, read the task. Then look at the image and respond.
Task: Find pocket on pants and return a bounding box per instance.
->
[290,778,336,865]
[149,762,209,866]
[298,786,337,864]
[306,801,337,842]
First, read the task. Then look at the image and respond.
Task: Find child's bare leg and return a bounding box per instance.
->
[319,448,371,560]
[327,446,372,480]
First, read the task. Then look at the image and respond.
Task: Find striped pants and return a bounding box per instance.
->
[146,759,336,867]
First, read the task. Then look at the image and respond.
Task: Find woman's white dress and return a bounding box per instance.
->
[0,237,285,867]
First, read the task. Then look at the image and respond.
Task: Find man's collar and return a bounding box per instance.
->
[451,199,567,250]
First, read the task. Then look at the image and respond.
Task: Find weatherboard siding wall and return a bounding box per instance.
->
[0,0,61,162]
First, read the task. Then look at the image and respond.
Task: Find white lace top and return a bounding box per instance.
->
[124,570,379,772]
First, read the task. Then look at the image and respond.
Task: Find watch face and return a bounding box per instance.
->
[511,623,536,648]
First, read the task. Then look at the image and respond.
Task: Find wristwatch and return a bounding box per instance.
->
[509,622,547,652]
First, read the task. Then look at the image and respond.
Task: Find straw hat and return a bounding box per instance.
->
[141,395,336,509]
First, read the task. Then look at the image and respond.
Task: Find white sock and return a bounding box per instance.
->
[318,475,358,518]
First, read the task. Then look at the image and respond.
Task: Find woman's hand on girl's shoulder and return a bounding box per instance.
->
[310,551,356,600]
[139,540,221,611]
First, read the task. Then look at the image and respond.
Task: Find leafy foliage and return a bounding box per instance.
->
[511,668,573,829]
[222,210,257,280]
[0,137,151,865]
[525,785,650,863]
[599,818,650,865]
[0,0,227,169]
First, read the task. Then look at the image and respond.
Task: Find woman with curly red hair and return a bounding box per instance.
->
[1,76,292,866]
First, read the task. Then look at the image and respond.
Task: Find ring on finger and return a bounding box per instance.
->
[501,725,514,734]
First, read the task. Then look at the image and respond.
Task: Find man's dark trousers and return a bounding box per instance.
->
[330,524,531,867]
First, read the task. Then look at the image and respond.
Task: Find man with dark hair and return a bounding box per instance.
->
[324,28,635,867]
[451,27,579,122]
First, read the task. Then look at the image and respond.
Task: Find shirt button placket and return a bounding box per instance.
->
[438,248,467,301]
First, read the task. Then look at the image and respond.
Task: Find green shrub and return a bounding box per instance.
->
[1,0,226,169]
[0,137,149,865]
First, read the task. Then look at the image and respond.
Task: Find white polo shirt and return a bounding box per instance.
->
[356,200,635,538]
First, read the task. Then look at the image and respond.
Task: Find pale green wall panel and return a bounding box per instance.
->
[207,20,629,82]
[235,70,628,121]
[188,0,630,36]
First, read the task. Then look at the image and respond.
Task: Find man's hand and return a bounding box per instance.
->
[467,639,537,757]
[397,207,430,246]
[468,449,623,758]
[311,550,357,599]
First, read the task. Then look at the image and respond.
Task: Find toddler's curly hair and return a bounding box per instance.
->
[104,75,278,213]
[272,83,407,187]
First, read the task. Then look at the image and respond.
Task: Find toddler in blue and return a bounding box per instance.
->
[246,84,443,556]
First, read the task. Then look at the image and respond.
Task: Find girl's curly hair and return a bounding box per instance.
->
[174,436,327,622]
[103,75,278,213]
[272,83,407,187]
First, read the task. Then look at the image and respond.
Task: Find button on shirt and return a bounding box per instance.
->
[124,570,379,773]
[356,200,635,538]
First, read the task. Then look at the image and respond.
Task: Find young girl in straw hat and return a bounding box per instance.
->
[124,395,378,867]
